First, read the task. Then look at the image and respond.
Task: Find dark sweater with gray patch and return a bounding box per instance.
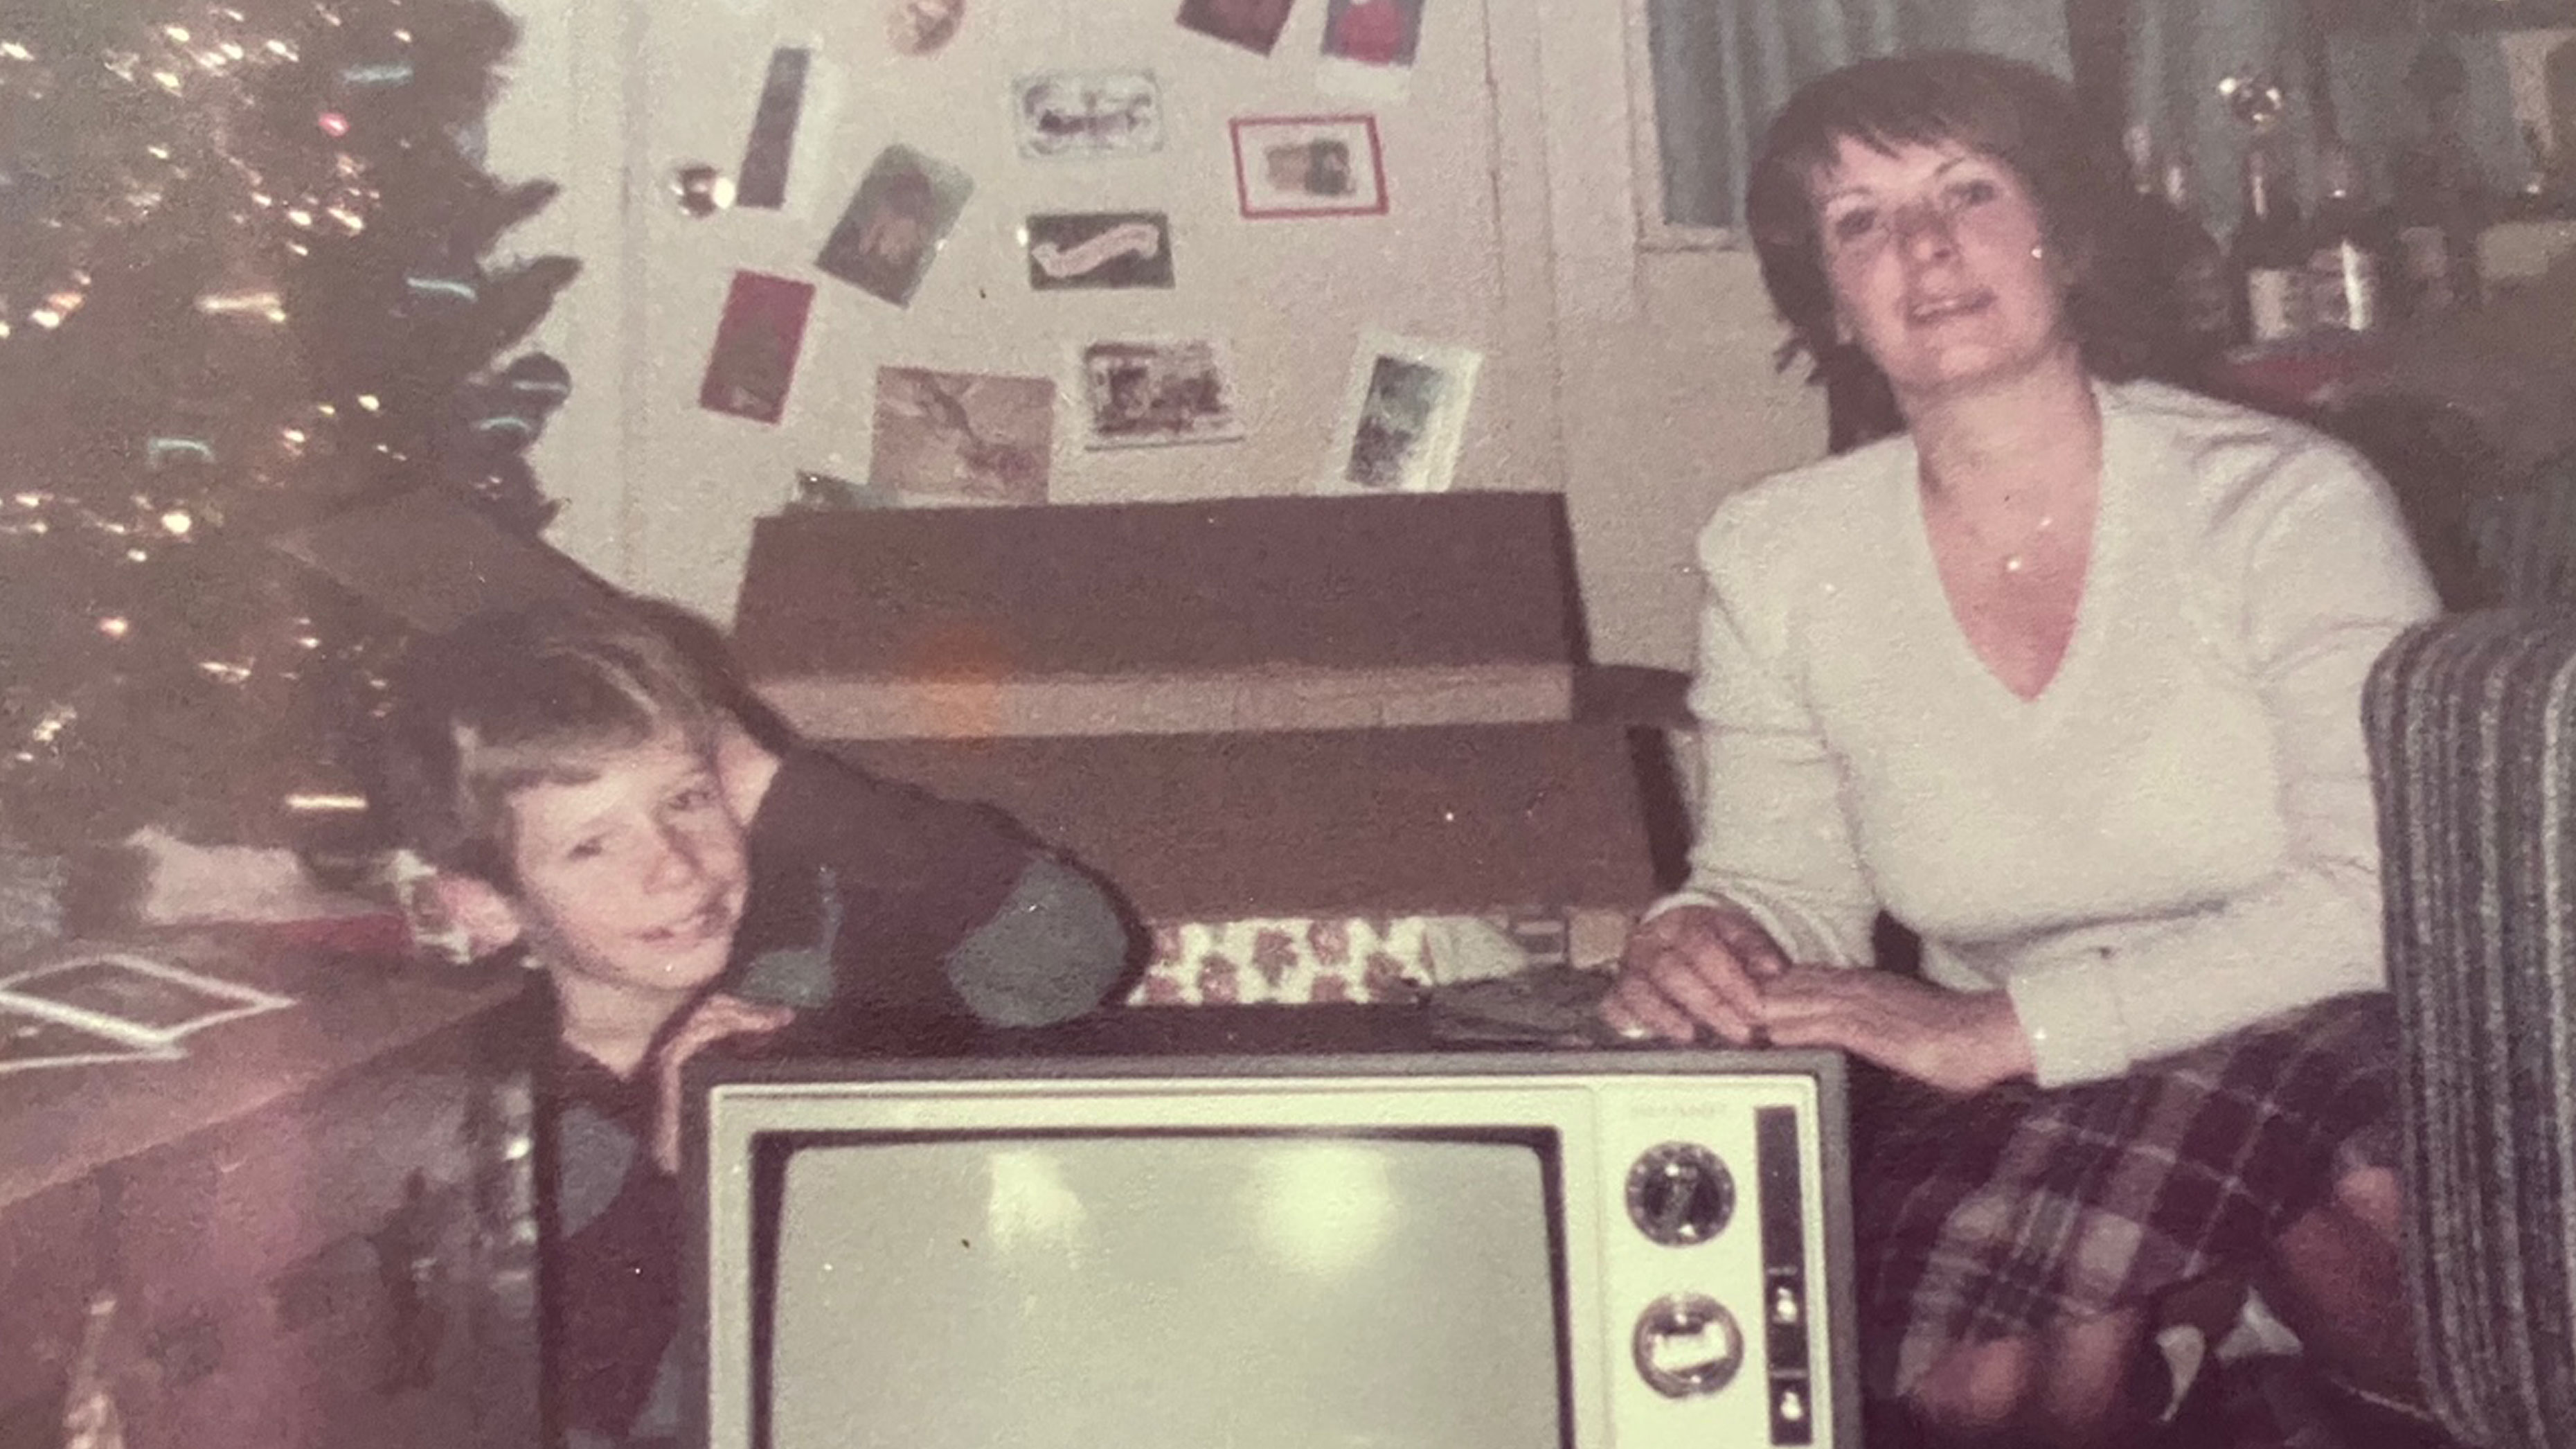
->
[547,748,1129,1448]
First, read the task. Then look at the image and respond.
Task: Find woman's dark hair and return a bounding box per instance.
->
[1742,51,2155,399]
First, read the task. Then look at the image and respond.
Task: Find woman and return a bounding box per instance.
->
[1600,53,2440,1446]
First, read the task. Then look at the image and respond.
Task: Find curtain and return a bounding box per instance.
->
[1647,0,2072,231]
[1645,0,2308,236]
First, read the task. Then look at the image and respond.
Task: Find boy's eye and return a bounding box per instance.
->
[565,837,607,862]
[668,781,718,812]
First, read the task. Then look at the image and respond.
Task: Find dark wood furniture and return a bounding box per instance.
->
[0,934,538,1449]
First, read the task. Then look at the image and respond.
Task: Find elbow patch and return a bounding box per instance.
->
[942,857,1130,1026]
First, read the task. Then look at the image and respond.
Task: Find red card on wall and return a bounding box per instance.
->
[698,270,816,425]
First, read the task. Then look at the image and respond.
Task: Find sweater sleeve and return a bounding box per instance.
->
[2005,441,2440,1086]
[1654,500,1879,968]
[939,855,1131,1026]
[731,749,1129,1025]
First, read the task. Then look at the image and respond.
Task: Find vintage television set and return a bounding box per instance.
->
[682,1032,1859,1449]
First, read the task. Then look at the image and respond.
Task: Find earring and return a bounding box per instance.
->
[2030,241,2046,261]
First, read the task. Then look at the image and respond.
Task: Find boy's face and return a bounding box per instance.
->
[501,731,748,1004]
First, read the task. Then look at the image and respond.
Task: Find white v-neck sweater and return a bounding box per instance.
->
[1663,379,2441,1087]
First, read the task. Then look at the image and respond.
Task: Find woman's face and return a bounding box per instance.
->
[1807,134,2076,406]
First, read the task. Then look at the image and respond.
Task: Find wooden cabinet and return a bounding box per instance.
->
[0,937,539,1449]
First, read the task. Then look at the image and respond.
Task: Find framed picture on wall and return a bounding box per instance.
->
[1228,114,1387,218]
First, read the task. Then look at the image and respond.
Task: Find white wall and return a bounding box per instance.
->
[485,0,1822,671]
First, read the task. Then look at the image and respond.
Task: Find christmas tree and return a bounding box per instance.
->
[0,0,575,853]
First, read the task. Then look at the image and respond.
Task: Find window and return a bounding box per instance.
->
[1626,0,2075,249]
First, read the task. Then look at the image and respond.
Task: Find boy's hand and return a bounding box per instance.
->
[654,993,795,1173]
[713,721,782,827]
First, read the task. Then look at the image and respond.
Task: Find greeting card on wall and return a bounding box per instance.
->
[1076,339,1244,449]
[1321,0,1422,66]
[870,366,1056,503]
[1323,332,1481,492]
[1231,114,1386,218]
[1177,0,1294,56]
[698,271,816,424]
[888,0,965,55]
[1318,0,1424,97]
[1026,212,1174,290]
[735,46,812,208]
[1014,71,1163,159]
[816,145,974,307]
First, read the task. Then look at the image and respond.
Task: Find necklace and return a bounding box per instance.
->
[1933,488,2060,579]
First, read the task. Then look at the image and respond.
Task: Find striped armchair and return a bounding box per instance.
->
[2367,610,2576,1449]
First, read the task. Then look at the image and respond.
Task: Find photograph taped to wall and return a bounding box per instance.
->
[816,145,974,307]
[1177,0,1296,57]
[697,270,816,424]
[1230,114,1386,217]
[870,366,1056,503]
[1076,339,1245,450]
[1323,331,1480,492]
[1026,212,1174,290]
[1014,71,1164,159]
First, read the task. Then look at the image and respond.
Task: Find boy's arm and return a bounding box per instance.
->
[714,718,782,826]
[731,748,1133,1025]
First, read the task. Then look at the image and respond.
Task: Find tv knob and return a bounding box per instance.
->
[1625,1141,1734,1245]
[1631,1292,1744,1398]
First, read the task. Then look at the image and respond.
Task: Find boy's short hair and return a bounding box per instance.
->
[376,598,727,889]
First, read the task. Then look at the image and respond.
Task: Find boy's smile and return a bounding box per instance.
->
[503,731,749,1005]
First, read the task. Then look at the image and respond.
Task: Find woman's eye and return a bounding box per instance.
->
[1947,177,2000,208]
[566,837,607,862]
[1827,208,1878,245]
[669,782,717,812]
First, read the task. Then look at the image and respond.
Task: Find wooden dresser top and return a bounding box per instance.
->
[0,934,528,1216]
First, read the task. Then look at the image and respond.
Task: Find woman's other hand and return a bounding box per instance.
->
[652,992,795,1172]
[1601,905,1788,1046]
[1761,967,2034,1094]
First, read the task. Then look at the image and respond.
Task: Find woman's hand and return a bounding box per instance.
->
[1600,905,1789,1046]
[1760,967,2033,1094]
[653,993,795,1172]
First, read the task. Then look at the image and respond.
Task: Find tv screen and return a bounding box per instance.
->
[690,1043,1855,1449]
[765,1132,1562,1449]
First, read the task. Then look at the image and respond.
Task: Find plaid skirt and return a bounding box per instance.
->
[1853,991,2399,1398]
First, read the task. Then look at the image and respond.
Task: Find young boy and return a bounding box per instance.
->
[376,598,1131,1449]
